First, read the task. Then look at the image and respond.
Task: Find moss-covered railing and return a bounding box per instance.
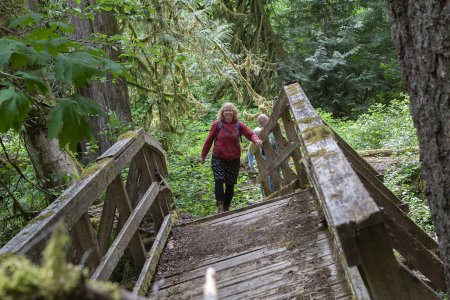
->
[0,129,174,297]
[252,82,444,299]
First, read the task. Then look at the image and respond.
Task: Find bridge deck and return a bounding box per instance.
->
[151,190,352,299]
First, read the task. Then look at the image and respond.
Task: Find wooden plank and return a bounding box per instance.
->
[283,82,382,266]
[142,149,164,229]
[272,124,297,183]
[98,178,119,255]
[1,133,147,257]
[356,223,410,299]
[384,217,445,290]
[91,182,160,281]
[97,135,136,160]
[332,128,383,180]
[180,190,313,227]
[264,179,299,200]
[261,139,283,190]
[256,141,300,183]
[253,149,271,196]
[281,109,309,188]
[140,130,168,175]
[109,176,147,270]
[336,133,408,212]
[353,169,438,253]
[398,262,442,300]
[133,214,173,296]
[70,212,101,273]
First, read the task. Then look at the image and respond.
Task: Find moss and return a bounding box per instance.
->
[80,158,111,179]
[0,225,82,300]
[301,125,334,144]
[27,211,54,225]
[117,131,139,141]
[309,149,329,159]
[292,100,306,110]
[297,116,320,124]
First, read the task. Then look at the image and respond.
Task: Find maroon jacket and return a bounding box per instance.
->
[201,120,259,160]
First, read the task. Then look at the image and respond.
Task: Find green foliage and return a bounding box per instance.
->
[48,96,105,152]
[0,88,32,132]
[274,0,403,116]
[0,11,127,151]
[319,95,417,150]
[166,108,260,217]
[384,156,434,235]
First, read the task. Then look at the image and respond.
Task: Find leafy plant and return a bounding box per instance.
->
[0,11,127,151]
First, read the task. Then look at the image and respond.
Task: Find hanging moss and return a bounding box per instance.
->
[301,125,334,144]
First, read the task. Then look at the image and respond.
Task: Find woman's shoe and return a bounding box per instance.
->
[224,204,230,212]
[217,201,225,213]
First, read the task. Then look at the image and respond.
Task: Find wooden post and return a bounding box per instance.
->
[272,124,297,183]
[280,109,309,189]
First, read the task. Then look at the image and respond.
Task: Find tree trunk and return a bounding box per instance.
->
[385,1,450,292]
[71,0,133,162]
[23,110,80,200]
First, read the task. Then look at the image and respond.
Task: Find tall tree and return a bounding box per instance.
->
[385,1,450,292]
[70,0,133,161]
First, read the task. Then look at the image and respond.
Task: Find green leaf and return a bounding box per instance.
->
[99,58,125,78]
[8,13,43,28]
[48,95,105,151]
[0,38,27,67]
[49,21,75,33]
[54,52,104,87]
[15,71,48,94]
[0,87,32,132]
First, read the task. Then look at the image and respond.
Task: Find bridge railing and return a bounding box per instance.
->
[252,82,443,299]
[0,129,174,296]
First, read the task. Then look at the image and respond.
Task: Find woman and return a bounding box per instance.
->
[200,103,262,213]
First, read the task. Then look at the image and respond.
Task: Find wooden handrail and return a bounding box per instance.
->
[281,82,441,299]
[0,129,175,296]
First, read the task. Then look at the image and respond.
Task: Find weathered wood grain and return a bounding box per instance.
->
[69,212,101,272]
[133,214,173,296]
[356,223,410,299]
[283,83,382,264]
[108,175,147,270]
[92,182,160,281]
[272,124,297,183]
[255,141,300,184]
[98,179,119,255]
[280,108,309,188]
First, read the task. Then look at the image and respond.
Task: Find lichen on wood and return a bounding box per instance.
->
[117,131,139,141]
[80,158,111,179]
[27,211,55,225]
[301,125,334,144]
[297,116,321,124]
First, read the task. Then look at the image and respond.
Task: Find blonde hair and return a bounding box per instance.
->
[217,102,239,121]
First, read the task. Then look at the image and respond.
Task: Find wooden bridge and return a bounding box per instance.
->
[0,82,445,299]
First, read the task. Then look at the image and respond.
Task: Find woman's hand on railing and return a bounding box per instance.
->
[254,139,263,145]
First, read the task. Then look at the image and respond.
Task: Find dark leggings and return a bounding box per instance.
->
[214,180,235,206]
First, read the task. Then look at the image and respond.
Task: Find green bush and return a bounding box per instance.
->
[319,95,418,150]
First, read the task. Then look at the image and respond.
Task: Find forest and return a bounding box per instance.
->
[0,0,449,298]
